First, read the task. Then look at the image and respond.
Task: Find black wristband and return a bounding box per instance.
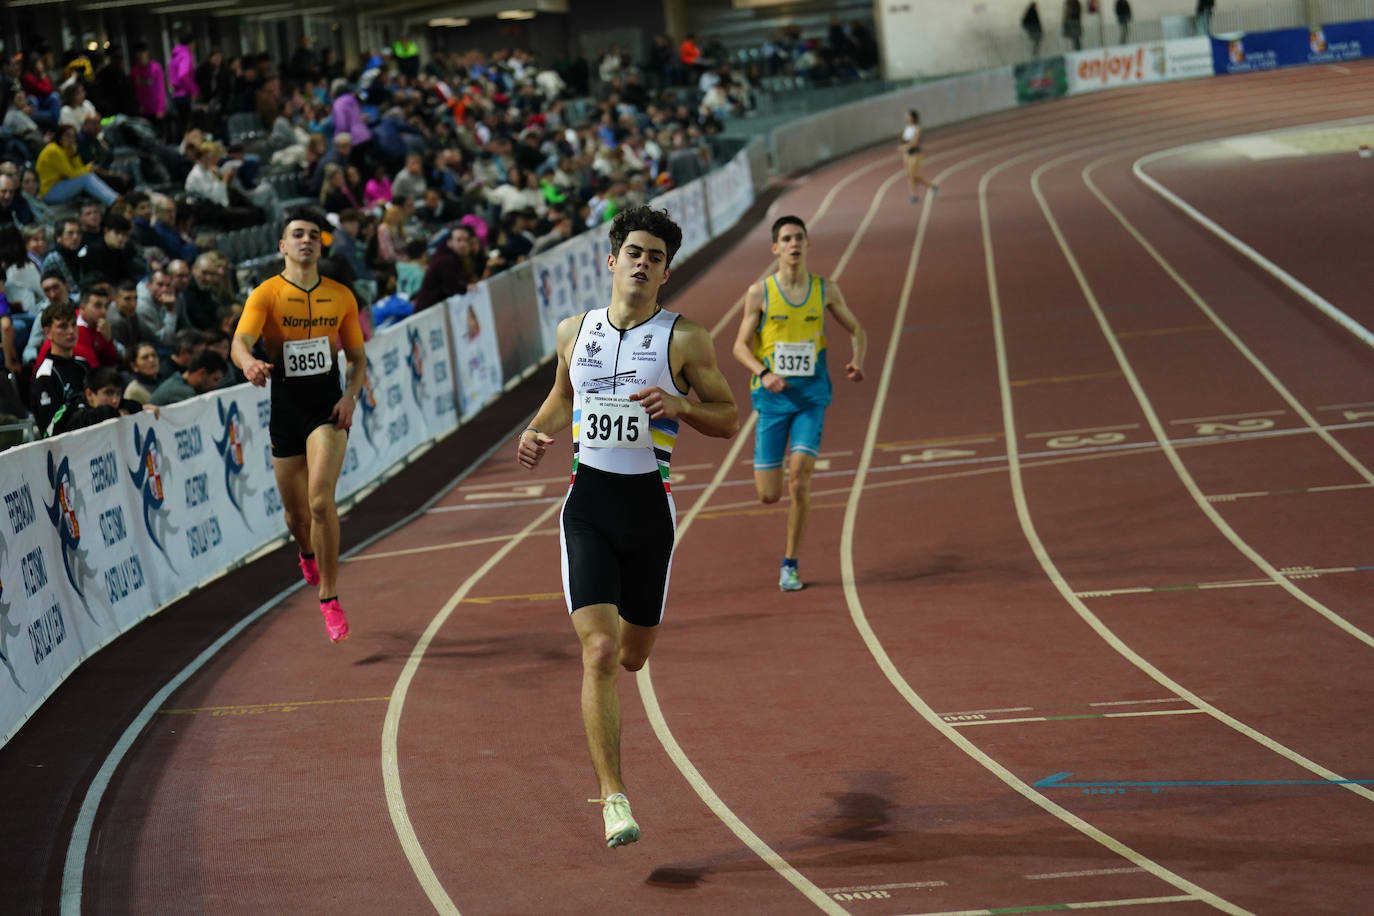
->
[760,369,771,379]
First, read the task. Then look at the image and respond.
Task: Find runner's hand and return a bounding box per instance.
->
[330,395,356,430]
[630,386,686,419]
[517,429,553,469]
[761,371,788,393]
[243,358,273,386]
[845,361,864,382]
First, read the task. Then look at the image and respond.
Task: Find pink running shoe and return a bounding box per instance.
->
[319,598,350,642]
[298,551,320,587]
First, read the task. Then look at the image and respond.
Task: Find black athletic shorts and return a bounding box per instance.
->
[270,379,344,458]
[559,463,677,627]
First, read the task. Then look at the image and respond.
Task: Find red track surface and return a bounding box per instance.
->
[34,62,1374,915]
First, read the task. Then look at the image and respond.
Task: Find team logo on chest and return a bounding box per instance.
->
[640,333,653,349]
[577,338,604,368]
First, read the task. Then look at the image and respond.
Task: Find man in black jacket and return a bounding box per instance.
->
[79,212,144,288]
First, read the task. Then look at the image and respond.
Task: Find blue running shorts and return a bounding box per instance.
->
[754,405,826,471]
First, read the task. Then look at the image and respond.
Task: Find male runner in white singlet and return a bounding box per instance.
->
[517,206,738,848]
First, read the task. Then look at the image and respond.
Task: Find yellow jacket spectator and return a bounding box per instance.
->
[35,125,118,205]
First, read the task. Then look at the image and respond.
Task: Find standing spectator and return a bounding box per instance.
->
[92,44,138,118]
[195,48,230,119]
[679,34,703,84]
[1196,0,1215,34]
[330,79,375,169]
[1023,2,1045,57]
[287,36,320,86]
[36,125,119,206]
[149,348,226,405]
[1062,0,1084,51]
[169,34,199,135]
[130,41,168,133]
[1115,0,1133,43]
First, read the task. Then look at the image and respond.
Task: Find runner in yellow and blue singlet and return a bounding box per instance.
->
[733,215,867,592]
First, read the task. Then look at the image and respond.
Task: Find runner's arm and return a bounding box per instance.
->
[826,281,866,382]
[232,288,272,385]
[517,313,579,469]
[635,318,738,438]
[330,344,367,429]
[732,281,786,392]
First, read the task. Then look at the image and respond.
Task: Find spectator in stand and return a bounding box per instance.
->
[70,283,119,370]
[532,208,574,255]
[411,224,478,311]
[288,36,320,87]
[1116,0,1133,43]
[130,41,168,134]
[24,224,48,271]
[124,342,163,403]
[77,114,135,195]
[29,302,87,436]
[36,125,120,207]
[105,279,144,357]
[79,212,143,288]
[1062,0,1084,51]
[169,34,199,135]
[319,163,363,214]
[0,172,34,229]
[151,196,198,262]
[42,219,85,295]
[300,134,330,198]
[178,252,228,331]
[679,34,703,84]
[666,129,706,189]
[373,202,407,266]
[50,364,157,434]
[392,153,428,203]
[395,238,426,297]
[166,259,191,299]
[364,164,393,207]
[327,209,373,288]
[58,81,98,131]
[136,268,179,349]
[414,187,462,233]
[20,54,61,128]
[4,91,45,158]
[185,140,263,229]
[1197,0,1215,35]
[76,202,104,247]
[159,326,203,378]
[22,272,70,366]
[331,79,375,169]
[149,347,226,406]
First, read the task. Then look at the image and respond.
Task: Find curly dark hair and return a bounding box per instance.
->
[280,205,329,237]
[608,206,682,266]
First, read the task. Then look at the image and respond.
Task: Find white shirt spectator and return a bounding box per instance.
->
[60,100,99,131]
[5,261,42,311]
[186,162,230,207]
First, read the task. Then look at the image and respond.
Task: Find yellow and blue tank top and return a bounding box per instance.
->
[750,273,831,412]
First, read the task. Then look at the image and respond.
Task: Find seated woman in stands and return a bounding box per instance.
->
[36,125,119,206]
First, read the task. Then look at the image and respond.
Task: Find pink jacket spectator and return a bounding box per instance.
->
[130,60,167,117]
[330,91,371,146]
[364,177,392,207]
[169,44,199,98]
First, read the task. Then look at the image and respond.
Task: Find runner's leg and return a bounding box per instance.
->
[572,603,628,799]
[304,424,349,599]
[785,450,817,559]
[273,454,312,555]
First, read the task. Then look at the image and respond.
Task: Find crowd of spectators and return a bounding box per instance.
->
[0,17,881,447]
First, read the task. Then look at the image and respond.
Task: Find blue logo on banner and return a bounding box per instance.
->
[213,398,255,517]
[0,528,20,689]
[44,452,90,601]
[406,326,426,406]
[128,423,178,562]
[356,357,380,447]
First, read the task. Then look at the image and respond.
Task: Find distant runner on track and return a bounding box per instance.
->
[517,206,739,848]
[732,215,866,592]
[232,206,366,643]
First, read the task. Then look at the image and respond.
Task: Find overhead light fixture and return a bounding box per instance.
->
[78,0,166,10]
[153,0,236,11]
[428,17,470,27]
[497,10,535,19]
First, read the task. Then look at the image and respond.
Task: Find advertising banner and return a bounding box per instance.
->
[532,243,582,356]
[1066,37,1212,94]
[1015,56,1068,103]
[1210,22,1374,75]
[651,181,711,262]
[705,149,755,236]
[445,285,504,421]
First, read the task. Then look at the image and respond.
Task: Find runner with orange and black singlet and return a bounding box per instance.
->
[231,206,366,642]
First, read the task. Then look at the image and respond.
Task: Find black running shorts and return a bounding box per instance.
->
[270,380,344,458]
[559,463,677,627]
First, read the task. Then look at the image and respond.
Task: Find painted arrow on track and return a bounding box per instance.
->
[1036,771,1374,791]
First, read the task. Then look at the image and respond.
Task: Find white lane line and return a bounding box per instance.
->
[1133,130,1374,351]
[834,136,1249,914]
[1168,410,1286,424]
[893,892,1198,914]
[1025,867,1146,880]
[1089,697,1191,707]
[948,709,1205,728]
[1022,150,1374,797]
[1027,423,1140,438]
[823,880,950,893]
[59,415,534,916]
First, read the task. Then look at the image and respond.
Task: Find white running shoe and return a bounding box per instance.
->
[590,793,641,848]
[779,565,803,592]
